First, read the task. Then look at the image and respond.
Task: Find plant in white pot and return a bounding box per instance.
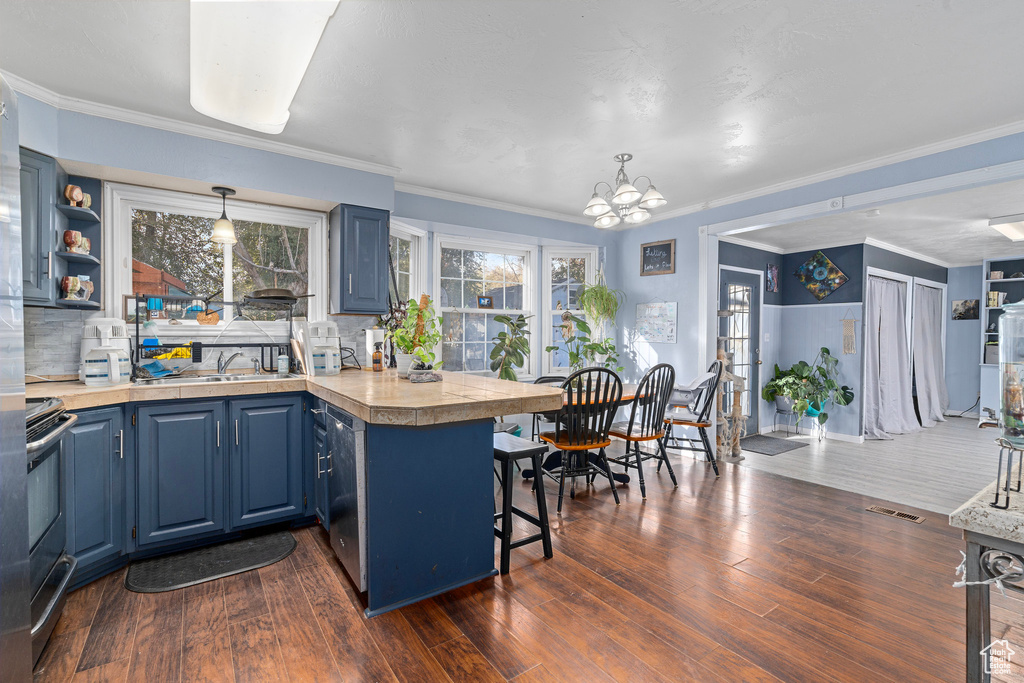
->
[388,294,442,378]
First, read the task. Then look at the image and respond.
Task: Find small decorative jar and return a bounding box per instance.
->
[999,302,1024,446]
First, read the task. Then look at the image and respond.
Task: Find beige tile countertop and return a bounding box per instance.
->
[26,371,564,427]
[949,464,1024,543]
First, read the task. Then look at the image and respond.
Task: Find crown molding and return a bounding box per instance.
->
[2,71,401,178]
[861,237,959,269]
[718,234,785,254]
[394,182,591,225]
[646,119,1024,227]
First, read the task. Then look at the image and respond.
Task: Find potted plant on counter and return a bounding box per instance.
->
[389,294,443,378]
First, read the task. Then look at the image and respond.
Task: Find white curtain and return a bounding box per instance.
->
[863,276,920,439]
[913,284,949,427]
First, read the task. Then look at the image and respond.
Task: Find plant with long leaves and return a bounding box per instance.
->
[546,314,623,374]
[489,314,531,381]
[788,346,854,425]
[389,295,443,367]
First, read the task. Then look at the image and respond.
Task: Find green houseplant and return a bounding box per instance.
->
[763,347,854,425]
[388,294,442,376]
[546,313,623,374]
[577,267,624,341]
[760,364,803,413]
[489,314,531,381]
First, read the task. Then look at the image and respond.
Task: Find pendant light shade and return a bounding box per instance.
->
[210,186,237,245]
[594,212,621,229]
[612,182,641,205]
[638,185,667,210]
[623,206,651,224]
[584,193,612,217]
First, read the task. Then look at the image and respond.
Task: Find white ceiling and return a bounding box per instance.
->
[4,1,1024,221]
[732,178,1024,266]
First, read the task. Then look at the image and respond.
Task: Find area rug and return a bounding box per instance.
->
[739,434,809,456]
[125,531,296,593]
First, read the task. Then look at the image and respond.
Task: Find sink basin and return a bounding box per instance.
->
[136,374,304,386]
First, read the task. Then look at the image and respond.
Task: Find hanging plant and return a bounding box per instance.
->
[577,266,624,336]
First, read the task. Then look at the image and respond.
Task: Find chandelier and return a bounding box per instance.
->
[583,153,667,228]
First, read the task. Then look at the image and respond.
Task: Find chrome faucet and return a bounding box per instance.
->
[217,351,244,374]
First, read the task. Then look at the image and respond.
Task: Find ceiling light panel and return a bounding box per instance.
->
[190,0,340,134]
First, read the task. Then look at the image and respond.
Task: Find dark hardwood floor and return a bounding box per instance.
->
[33,449,1013,682]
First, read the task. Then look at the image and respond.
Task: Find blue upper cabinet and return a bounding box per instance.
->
[65,407,125,572]
[330,204,389,314]
[229,396,304,528]
[136,401,226,546]
[20,148,57,305]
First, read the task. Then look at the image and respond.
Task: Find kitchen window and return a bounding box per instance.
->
[388,221,426,304]
[542,247,597,375]
[105,184,328,325]
[434,236,536,375]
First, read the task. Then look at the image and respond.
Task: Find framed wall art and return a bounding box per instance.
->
[641,239,675,276]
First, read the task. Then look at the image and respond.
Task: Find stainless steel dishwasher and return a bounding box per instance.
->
[326,407,367,591]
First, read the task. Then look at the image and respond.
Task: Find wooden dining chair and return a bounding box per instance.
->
[663,360,723,477]
[538,367,623,513]
[607,363,676,498]
[531,375,567,441]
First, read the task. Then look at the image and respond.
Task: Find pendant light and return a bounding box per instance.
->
[210,186,237,245]
[583,154,667,228]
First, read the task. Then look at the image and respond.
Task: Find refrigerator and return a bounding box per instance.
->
[0,74,32,681]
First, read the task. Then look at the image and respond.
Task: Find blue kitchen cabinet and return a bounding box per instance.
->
[136,401,226,546]
[313,421,329,530]
[330,204,390,314]
[20,148,57,305]
[65,407,125,572]
[229,396,304,528]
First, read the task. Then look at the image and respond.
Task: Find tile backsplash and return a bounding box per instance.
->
[24,308,379,379]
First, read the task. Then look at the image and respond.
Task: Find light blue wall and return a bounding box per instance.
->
[18,95,395,210]
[946,265,982,412]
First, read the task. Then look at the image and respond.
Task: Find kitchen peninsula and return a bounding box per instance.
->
[29,371,563,616]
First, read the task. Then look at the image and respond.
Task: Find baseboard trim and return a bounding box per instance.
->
[944,410,980,418]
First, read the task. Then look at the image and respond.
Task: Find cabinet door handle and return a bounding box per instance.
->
[316,451,322,478]
[311,408,324,415]
[216,420,220,448]
[235,419,239,446]
[348,273,353,294]
[327,450,333,475]
[47,251,52,279]
[115,429,123,459]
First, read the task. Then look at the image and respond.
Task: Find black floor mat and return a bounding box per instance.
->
[124,531,296,593]
[740,434,810,456]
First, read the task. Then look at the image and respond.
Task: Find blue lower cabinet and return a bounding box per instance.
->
[229,396,303,528]
[313,422,329,530]
[65,407,125,571]
[136,401,226,546]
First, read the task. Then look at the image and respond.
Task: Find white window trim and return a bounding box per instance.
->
[389,219,427,303]
[103,182,328,336]
[542,246,598,376]
[432,233,538,378]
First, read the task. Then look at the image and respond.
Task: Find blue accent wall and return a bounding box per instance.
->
[718,242,782,306]
[946,265,982,412]
[781,245,864,306]
[863,244,947,283]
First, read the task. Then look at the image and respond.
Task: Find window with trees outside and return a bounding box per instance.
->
[389,233,412,303]
[436,239,534,375]
[107,184,327,324]
[543,248,596,374]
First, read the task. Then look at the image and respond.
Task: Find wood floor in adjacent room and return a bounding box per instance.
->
[33,451,1016,683]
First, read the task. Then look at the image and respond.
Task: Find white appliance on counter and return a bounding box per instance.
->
[79,317,132,383]
[310,321,341,376]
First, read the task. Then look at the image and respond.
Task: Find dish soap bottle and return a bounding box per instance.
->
[372,342,383,372]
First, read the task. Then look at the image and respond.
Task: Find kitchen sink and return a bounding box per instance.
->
[135,373,304,386]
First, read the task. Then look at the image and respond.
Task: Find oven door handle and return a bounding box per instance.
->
[29,554,78,639]
[27,413,78,461]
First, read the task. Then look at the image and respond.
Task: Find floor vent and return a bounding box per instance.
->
[866,505,924,524]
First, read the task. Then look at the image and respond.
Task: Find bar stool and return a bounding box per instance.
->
[493,432,553,574]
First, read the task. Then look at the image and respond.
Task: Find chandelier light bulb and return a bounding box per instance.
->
[612,182,641,205]
[638,185,667,210]
[594,212,621,229]
[583,194,612,217]
[624,206,651,224]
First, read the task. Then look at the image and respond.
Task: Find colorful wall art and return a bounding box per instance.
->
[794,250,848,301]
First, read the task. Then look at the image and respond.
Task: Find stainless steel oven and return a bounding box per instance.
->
[25,398,78,665]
